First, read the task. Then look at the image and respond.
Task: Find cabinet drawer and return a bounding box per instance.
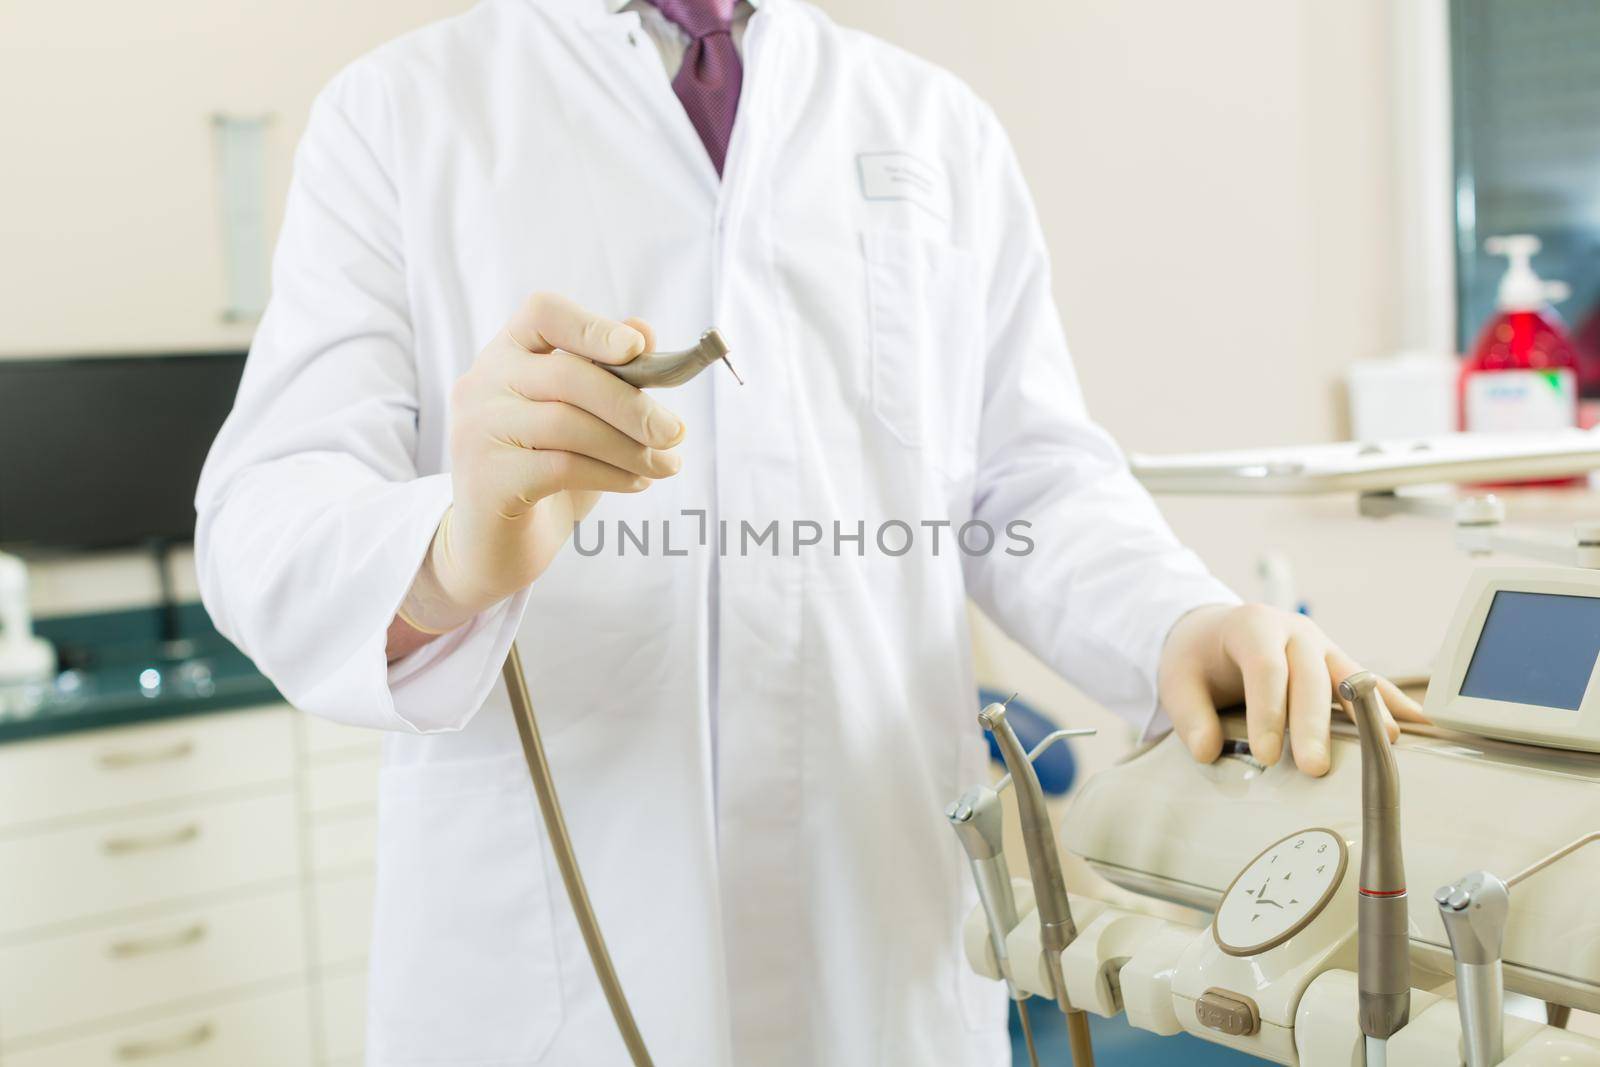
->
[317,969,367,1064]
[0,709,293,832]
[311,874,373,970]
[301,715,382,763]
[1,986,313,1067]
[0,889,306,1042]
[304,758,378,817]
[309,814,376,876]
[0,791,297,936]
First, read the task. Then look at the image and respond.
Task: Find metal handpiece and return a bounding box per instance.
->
[979,701,1096,1064]
[946,786,1042,1067]
[1339,671,1411,1057]
[979,701,1076,1007]
[1426,832,1600,1067]
[1434,871,1509,1067]
[946,785,1022,991]
[601,328,742,388]
[977,703,1094,1067]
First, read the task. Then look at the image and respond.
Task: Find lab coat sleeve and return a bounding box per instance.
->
[195,67,525,734]
[960,103,1239,736]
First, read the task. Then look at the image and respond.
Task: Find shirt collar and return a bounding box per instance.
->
[607,0,760,13]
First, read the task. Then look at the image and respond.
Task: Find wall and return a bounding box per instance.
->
[0,0,474,357]
[0,0,471,617]
[5,0,1502,746]
[810,0,1402,452]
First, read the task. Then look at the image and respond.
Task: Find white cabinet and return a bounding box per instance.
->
[311,874,375,972]
[0,706,379,1066]
[297,714,381,1065]
[318,969,368,1065]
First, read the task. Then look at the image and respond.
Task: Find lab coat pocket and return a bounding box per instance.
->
[861,229,982,473]
[368,754,562,1064]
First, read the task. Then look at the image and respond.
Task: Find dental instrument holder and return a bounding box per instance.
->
[499,327,741,1067]
[946,728,1097,996]
[979,700,1096,1067]
[1358,491,1600,570]
[1340,671,1410,1061]
[1434,871,1509,1067]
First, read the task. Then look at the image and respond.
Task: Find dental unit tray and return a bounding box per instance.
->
[1130,430,1600,495]
[953,435,1600,1065]
[1133,430,1600,568]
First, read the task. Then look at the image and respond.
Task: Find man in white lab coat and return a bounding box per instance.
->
[197,0,1421,1064]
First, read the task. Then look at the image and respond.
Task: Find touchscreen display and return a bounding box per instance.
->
[1459,590,1600,711]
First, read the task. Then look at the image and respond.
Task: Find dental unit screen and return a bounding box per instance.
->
[1459,590,1600,711]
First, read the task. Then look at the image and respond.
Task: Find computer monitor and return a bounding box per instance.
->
[0,352,246,551]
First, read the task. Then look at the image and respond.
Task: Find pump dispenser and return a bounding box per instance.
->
[1458,235,1580,435]
[0,552,54,686]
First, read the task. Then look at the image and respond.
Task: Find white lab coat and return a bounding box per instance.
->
[196,1,1235,1064]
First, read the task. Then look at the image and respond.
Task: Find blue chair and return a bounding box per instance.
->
[1012,1002,1265,1065]
[979,688,1077,796]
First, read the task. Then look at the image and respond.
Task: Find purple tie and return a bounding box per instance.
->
[651,0,743,175]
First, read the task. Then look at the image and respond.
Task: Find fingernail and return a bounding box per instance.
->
[650,449,682,475]
[1258,731,1282,762]
[646,407,684,447]
[607,324,644,358]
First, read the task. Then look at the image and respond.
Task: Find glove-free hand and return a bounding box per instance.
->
[1157,604,1427,777]
[398,293,685,635]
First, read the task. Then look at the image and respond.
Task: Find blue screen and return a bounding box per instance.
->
[1459,591,1600,711]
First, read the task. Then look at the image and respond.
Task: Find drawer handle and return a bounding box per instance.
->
[115,1020,215,1060]
[102,822,201,856]
[98,740,195,770]
[109,921,207,959]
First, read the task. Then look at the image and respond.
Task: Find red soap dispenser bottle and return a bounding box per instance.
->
[1458,234,1580,434]
[1578,302,1600,429]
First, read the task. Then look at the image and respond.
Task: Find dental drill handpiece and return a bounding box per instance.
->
[1339,671,1410,1066]
[500,328,737,1067]
[978,700,1094,1067]
[599,328,743,388]
[1433,871,1509,1067]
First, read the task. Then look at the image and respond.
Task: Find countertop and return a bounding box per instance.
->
[0,603,281,745]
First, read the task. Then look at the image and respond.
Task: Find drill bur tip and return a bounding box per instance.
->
[698,329,743,384]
